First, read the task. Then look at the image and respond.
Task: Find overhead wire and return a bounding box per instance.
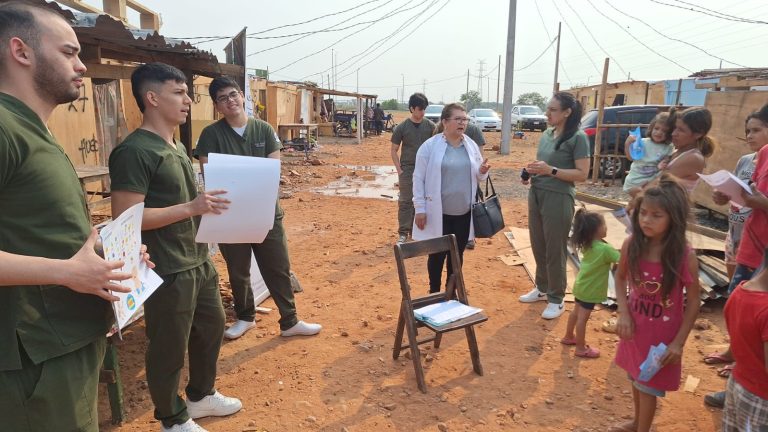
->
[550,0,601,75]
[247,0,385,36]
[563,0,628,77]
[649,0,768,25]
[534,0,573,87]
[602,0,748,68]
[585,0,693,73]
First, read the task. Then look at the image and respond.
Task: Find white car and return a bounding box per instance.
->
[424,104,444,124]
[468,109,502,132]
[511,105,547,131]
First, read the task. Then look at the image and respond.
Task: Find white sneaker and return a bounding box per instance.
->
[186,391,242,419]
[280,320,322,337]
[519,287,547,303]
[541,301,565,319]
[223,320,256,340]
[397,234,408,244]
[161,419,208,432]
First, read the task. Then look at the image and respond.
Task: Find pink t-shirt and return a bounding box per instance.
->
[736,144,768,269]
[614,248,693,391]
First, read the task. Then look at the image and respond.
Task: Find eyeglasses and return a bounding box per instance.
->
[215,91,241,104]
[450,117,470,123]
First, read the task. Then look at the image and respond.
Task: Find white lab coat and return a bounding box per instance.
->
[411,133,488,241]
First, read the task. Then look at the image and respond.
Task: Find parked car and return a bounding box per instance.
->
[511,105,547,131]
[424,104,444,124]
[468,108,502,131]
[580,104,675,178]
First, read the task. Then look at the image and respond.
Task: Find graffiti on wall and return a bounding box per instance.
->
[78,134,99,164]
[68,85,90,113]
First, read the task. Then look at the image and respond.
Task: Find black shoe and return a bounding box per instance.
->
[704,391,725,409]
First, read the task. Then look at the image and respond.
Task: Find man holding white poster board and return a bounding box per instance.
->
[197,76,322,340]
[110,63,241,432]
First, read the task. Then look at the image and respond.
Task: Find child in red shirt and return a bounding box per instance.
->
[722,247,768,431]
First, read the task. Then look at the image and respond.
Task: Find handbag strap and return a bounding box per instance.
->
[484,176,496,196]
[475,176,497,203]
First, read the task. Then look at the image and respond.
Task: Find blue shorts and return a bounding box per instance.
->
[575,298,596,310]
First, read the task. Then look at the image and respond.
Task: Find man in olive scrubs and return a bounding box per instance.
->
[0,4,135,431]
[109,63,241,432]
[390,92,435,244]
[196,76,322,340]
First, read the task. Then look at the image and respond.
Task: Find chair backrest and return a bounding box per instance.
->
[393,234,470,306]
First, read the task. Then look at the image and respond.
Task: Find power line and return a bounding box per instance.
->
[336,0,451,83]
[248,0,399,57]
[650,0,768,25]
[514,37,557,72]
[248,0,385,36]
[550,0,601,75]
[585,0,693,73]
[563,0,628,77]
[603,0,748,68]
[534,0,572,86]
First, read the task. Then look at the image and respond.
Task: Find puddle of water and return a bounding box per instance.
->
[313,165,399,201]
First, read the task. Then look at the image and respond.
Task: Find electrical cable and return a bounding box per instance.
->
[602,0,748,68]
[650,0,768,25]
[564,0,628,77]
[585,0,693,73]
[550,0,601,75]
[534,0,573,87]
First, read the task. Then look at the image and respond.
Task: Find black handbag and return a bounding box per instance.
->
[472,176,504,238]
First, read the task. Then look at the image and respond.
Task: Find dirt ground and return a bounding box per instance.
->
[98,112,731,432]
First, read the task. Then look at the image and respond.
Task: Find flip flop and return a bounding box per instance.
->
[703,352,733,365]
[717,364,734,378]
[560,337,577,346]
[575,346,600,358]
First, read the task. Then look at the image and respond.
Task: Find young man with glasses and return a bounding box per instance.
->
[390,92,436,244]
[196,76,322,340]
[110,63,241,432]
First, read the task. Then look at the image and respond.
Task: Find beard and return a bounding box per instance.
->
[33,52,81,105]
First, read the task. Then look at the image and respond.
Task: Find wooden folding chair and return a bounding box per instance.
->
[392,234,487,393]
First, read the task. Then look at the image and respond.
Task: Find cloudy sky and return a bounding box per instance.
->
[99,0,767,104]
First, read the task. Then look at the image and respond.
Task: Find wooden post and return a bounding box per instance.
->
[674,78,683,105]
[356,96,363,144]
[644,82,650,104]
[591,58,610,183]
[180,73,194,157]
[553,22,561,95]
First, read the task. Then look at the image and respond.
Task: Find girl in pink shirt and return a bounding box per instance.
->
[611,174,701,432]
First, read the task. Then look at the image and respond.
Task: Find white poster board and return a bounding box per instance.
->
[100,202,163,329]
[250,253,271,305]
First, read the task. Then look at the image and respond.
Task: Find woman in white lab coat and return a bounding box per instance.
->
[412,103,490,293]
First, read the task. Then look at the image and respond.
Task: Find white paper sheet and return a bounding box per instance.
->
[697,170,752,207]
[100,202,163,330]
[195,153,280,244]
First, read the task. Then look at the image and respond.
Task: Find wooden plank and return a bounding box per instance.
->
[507,227,578,292]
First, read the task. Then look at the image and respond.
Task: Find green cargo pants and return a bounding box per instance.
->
[219,217,298,331]
[144,260,225,428]
[0,337,106,432]
[528,187,575,304]
[398,165,415,236]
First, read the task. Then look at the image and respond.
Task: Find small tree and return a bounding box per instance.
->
[460,90,482,110]
[516,92,547,110]
[380,99,399,110]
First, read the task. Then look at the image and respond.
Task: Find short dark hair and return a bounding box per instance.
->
[208,76,241,101]
[131,62,187,112]
[408,92,429,110]
[0,2,64,71]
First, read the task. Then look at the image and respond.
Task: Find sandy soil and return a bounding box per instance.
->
[98,112,730,432]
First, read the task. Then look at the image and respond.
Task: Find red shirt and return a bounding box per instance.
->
[725,281,768,400]
[736,144,768,269]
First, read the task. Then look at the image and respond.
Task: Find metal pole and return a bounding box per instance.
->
[591,58,610,182]
[500,0,517,155]
[553,22,561,95]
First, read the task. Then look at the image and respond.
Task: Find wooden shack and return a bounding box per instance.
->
[564,80,666,109]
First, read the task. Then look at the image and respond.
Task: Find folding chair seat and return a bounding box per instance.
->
[392,234,487,393]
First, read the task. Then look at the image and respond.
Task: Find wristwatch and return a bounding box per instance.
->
[551,167,558,176]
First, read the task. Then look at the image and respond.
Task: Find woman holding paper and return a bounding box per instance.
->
[412,103,490,293]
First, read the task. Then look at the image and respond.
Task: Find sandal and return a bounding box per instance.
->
[560,337,577,346]
[703,351,733,365]
[717,364,734,378]
[575,346,600,358]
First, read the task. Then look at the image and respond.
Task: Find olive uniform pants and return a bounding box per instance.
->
[528,187,575,304]
[0,337,106,432]
[397,165,415,236]
[144,260,225,428]
[219,217,298,331]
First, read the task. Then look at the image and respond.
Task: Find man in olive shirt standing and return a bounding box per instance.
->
[110,63,241,432]
[196,76,322,340]
[391,93,435,244]
[0,4,136,431]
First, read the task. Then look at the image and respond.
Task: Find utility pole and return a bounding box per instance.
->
[422,79,426,94]
[401,74,405,104]
[477,60,485,96]
[356,68,359,94]
[496,54,501,110]
[500,0,517,155]
[553,22,561,94]
[487,76,490,105]
[466,68,470,95]
[331,49,334,90]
